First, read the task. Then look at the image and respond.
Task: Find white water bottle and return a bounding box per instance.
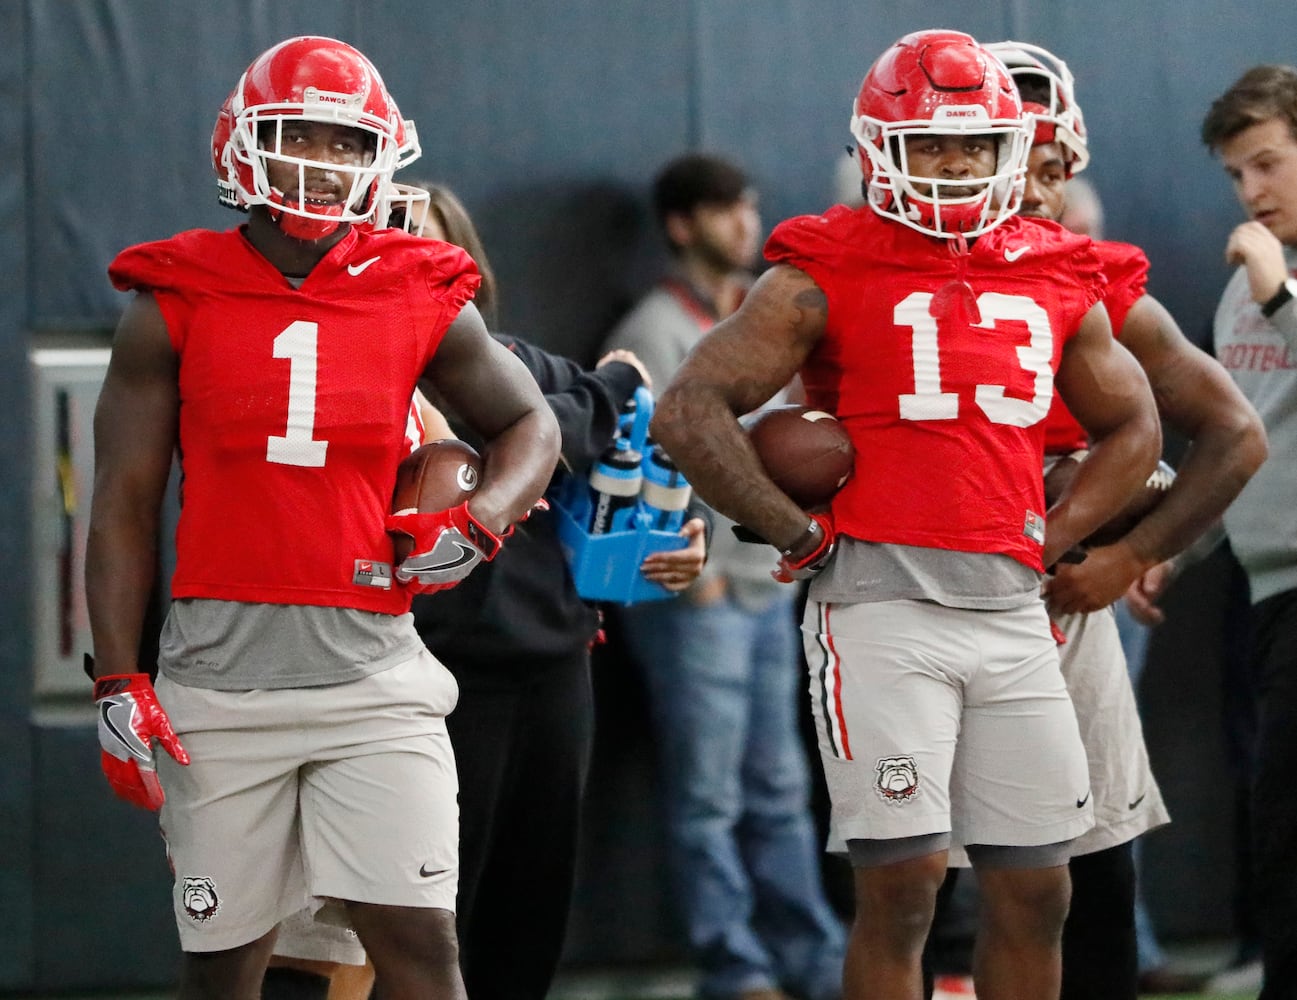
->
[588,440,643,534]
[640,443,691,531]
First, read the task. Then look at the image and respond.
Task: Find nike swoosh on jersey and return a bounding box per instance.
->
[1076,791,1091,808]
[1128,794,1147,810]
[347,255,381,276]
[419,864,447,878]
[1004,245,1030,262]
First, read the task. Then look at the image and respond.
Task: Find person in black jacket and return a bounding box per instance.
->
[266,183,708,1000]
[411,185,709,1000]
[425,330,708,996]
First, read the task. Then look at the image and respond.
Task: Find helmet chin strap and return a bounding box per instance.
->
[267,188,347,241]
[277,211,341,241]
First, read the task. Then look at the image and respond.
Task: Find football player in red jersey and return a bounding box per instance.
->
[650,30,1162,1000]
[943,42,1263,1000]
[85,35,558,1000]
[993,43,1267,622]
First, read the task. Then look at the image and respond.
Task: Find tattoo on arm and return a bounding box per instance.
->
[792,285,828,327]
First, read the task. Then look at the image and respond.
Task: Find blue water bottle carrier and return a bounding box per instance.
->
[551,386,690,605]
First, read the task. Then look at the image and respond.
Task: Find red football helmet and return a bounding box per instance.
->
[984,41,1089,176]
[211,36,408,239]
[850,30,1031,239]
[212,90,240,211]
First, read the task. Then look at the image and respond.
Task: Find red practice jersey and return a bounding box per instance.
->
[405,397,427,453]
[766,207,1104,571]
[1042,238,1150,454]
[109,225,480,614]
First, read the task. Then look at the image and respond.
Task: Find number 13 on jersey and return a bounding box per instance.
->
[895,290,1055,428]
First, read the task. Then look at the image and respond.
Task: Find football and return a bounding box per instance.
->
[745,405,855,510]
[390,439,482,562]
[1043,450,1176,547]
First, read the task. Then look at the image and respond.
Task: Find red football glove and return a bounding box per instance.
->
[386,501,505,593]
[773,512,837,583]
[93,672,190,811]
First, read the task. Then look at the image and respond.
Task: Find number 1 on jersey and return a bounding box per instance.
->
[266,320,329,467]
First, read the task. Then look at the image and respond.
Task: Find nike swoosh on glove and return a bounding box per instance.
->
[93,672,190,810]
[386,501,505,593]
[772,512,837,583]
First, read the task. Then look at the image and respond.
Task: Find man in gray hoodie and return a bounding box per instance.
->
[1203,63,1297,1000]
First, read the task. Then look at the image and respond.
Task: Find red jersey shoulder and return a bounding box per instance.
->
[985,215,1090,258]
[983,216,1105,296]
[346,229,481,307]
[767,205,860,267]
[109,228,248,293]
[348,228,477,283]
[766,205,913,272]
[1092,239,1149,274]
[110,226,481,319]
[1093,239,1150,300]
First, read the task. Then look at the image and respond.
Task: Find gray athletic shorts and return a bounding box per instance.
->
[155,648,460,952]
[1052,606,1169,854]
[947,605,1170,867]
[803,598,1093,855]
[273,905,367,966]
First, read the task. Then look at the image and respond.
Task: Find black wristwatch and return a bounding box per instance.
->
[1261,276,1297,319]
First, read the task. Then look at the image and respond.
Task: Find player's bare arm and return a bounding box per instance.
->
[425,301,560,535]
[1049,295,1265,612]
[1045,302,1161,573]
[85,292,179,679]
[1111,295,1264,563]
[653,261,824,552]
[652,264,827,552]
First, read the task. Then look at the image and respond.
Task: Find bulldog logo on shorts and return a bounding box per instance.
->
[875,755,920,804]
[181,875,220,923]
